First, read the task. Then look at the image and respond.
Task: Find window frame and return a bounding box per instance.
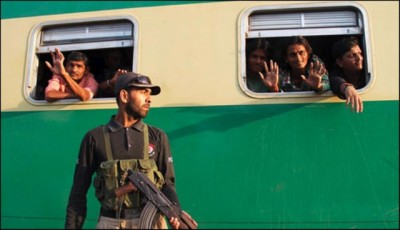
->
[238,1,373,99]
[24,15,139,105]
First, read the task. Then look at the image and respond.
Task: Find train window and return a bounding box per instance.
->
[239,2,372,98]
[24,16,138,104]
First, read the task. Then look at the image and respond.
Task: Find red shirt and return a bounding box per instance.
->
[45,72,99,99]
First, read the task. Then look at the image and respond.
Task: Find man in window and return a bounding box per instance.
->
[246,38,280,93]
[44,48,98,102]
[329,36,365,113]
[96,49,131,98]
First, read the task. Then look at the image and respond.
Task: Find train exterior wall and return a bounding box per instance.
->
[1,1,398,229]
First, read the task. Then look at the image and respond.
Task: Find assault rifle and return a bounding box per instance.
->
[114,170,197,229]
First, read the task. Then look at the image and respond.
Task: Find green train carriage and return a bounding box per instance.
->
[1,1,398,229]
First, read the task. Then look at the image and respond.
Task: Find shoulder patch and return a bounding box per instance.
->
[149,143,155,157]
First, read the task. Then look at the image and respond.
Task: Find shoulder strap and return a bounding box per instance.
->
[102,125,114,160]
[143,124,149,160]
[102,124,149,160]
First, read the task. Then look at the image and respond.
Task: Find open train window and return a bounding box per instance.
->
[239,2,372,98]
[24,16,138,105]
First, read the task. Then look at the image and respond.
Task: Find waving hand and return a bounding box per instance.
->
[259,60,279,92]
[45,48,67,76]
[301,61,326,91]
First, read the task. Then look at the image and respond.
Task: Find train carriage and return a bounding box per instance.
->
[1,1,398,229]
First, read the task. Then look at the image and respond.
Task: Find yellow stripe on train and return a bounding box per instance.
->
[1,1,398,112]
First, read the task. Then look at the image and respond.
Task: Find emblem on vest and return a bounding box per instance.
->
[149,143,155,157]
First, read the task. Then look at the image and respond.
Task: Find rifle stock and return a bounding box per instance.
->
[114,181,137,198]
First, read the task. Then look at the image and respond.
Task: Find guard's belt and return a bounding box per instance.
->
[100,208,141,219]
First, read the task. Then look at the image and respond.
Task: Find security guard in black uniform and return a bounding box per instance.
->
[65,72,196,229]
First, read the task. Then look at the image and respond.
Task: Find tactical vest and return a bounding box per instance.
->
[93,124,165,212]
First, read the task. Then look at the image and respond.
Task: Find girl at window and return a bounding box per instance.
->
[278,36,330,93]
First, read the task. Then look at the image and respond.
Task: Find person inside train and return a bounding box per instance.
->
[44,48,98,102]
[277,36,330,92]
[245,38,280,93]
[96,49,131,97]
[329,36,365,113]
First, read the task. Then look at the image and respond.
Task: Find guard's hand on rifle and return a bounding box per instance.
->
[169,210,198,229]
[181,211,198,229]
[169,216,180,229]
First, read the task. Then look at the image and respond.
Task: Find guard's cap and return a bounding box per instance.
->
[114,72,161,95]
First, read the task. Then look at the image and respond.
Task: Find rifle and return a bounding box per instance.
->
[114,170,197,229]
